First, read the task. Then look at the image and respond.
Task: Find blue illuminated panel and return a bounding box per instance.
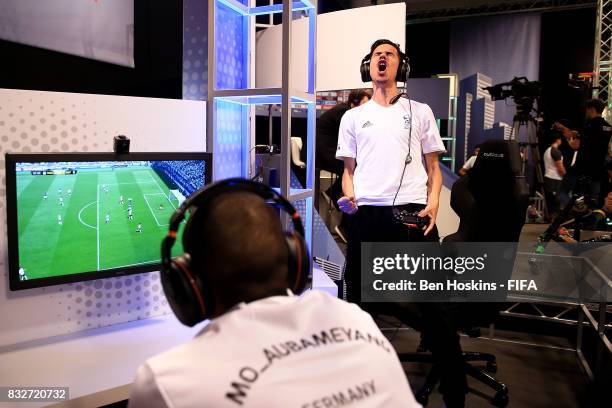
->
[215,100,244,179]
[215,2,246,90]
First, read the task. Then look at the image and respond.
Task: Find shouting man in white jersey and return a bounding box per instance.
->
[336,40,470,408]
[128,186,421,408]
[336,39,445,302]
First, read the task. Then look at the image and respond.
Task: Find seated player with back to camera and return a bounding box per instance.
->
[128,179,421,408]
[335,39,470,408]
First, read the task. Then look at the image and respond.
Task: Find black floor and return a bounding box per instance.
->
[383,325,590,408]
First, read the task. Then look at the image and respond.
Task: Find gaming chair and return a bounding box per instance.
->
[396,140,529,407]
[446,139,529,242]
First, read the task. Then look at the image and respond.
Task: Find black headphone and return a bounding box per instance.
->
[360,40,410,83]
[160,178,310,327]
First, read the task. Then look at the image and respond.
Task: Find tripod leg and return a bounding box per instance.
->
[529,120,548,220]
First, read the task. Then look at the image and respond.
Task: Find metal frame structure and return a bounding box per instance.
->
[404,0,596,24]
[207,0,317,245]
[593,0,612,118]
[436,74,459,172]
[378,298,611,384]
[499,299,611,382]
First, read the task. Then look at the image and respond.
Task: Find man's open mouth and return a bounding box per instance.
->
[378,60,387,73]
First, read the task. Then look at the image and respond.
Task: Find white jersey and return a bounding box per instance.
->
[462,155,477,171]
[336,98,445,206]
[128,291,419,408]
[543,146,563,181]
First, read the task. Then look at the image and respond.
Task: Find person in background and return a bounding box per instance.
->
[458,145,480,177]
[554,98,612,206]
[317,89,371,178]
[604,191,612,214]
[543,134,566,219]
[316,89,371,242]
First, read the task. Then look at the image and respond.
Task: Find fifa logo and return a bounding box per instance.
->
[403,115,411,129]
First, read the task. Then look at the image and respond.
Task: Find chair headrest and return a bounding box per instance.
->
[471,139,522,177]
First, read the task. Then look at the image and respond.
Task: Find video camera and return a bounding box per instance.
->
[484,77,542,122]
[484,77,541,102]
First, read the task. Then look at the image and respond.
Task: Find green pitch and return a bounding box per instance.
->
[16,167,186,280]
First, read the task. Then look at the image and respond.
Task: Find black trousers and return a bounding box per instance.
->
[345,204,468,407]
[543,176,562,217]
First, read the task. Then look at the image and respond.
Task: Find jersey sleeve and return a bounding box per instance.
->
[420,104,447,154]
[128,364,171,408]
[335,112,357,160]
[462,155,476,170]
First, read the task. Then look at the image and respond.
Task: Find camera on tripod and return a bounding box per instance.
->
[484,77,542,123]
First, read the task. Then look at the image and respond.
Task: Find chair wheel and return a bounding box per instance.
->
[486,361,498,373]
[492,391,509,407]
[415,390,429,406]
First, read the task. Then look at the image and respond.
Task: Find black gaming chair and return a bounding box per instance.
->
[446,139,528,242]
[396,140,529,407]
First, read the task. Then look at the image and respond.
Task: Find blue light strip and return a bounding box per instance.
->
[240,0,249,177]
[216,95,281,105]
[217,0,314,16]
[307,8,316,94]
[305,197,313,250]
[217,0,249,15]
[216,94,316,105]
[301,0,316,9]
[306,101,315,189]
[241,104,249,177]
[249,2,312,16]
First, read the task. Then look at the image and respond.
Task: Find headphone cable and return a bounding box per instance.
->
[392,95,413,207]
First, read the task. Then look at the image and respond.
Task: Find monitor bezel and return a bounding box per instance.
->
[5,152,212,291]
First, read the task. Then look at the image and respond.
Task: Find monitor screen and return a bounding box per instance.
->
[5,152,212,290]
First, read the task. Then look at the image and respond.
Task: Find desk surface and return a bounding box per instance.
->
[0,314,200,408]
[0,267,337,407]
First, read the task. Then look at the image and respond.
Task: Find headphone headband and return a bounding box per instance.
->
[163,178,304,267]
[161,178,310,327]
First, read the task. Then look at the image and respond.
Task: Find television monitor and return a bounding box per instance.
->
[5,152,212,290]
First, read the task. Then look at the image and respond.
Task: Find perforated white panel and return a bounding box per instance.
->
[0,88,205,347]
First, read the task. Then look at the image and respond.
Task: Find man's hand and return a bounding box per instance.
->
[337,196,358,215]
[418,201,438,236]
[553,122,578,140]
[604,192,612,214]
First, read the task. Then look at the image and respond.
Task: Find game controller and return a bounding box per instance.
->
[392,209,429,229]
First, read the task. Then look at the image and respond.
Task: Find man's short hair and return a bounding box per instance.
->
[586,98,606,114]
[369,39,403,59]
[186,191,288,306]
[347,89,370,106]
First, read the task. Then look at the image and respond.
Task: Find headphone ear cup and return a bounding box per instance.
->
[160,254,207,327]
[396,54,410,82]
[396,58,405,82]
[285,232,310,293]
[360,57,372,82]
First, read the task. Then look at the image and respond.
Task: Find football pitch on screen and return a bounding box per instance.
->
[17,167,186,280]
